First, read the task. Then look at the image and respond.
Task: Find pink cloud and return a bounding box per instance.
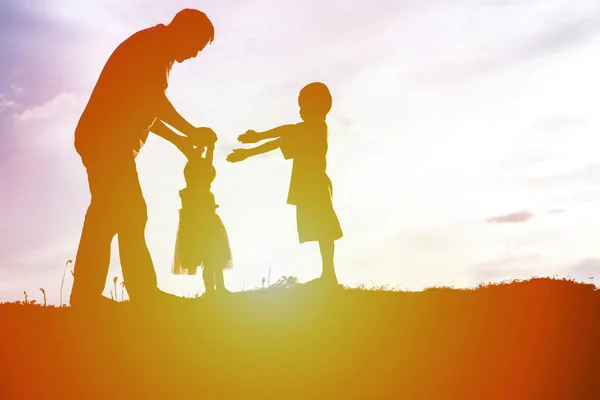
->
[486,210,535,224]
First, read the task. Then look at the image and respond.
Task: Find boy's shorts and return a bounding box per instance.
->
[295,200,343,243]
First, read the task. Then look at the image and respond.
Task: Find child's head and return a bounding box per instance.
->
[298,82,332,122]
[196,162,216,188]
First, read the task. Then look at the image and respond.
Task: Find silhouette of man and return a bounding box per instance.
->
[70,9,216,308]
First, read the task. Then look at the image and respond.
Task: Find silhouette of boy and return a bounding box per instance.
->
[228,82,343,286]
[71,9,217,308]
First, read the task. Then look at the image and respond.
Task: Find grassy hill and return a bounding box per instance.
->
[1,278,598,399]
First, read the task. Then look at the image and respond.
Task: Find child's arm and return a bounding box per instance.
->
[238,124,297,144]
[150,120,195,158]
[227,139,281,163]
[205,142,215,166]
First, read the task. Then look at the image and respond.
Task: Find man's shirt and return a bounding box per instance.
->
[75,24,174,157]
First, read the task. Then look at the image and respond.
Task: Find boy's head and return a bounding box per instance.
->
[298,82,332,121]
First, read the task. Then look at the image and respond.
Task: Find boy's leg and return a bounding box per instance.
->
[214,268,226,291]
[318,240,338,284]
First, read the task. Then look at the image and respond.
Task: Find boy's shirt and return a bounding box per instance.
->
[75,24,174,158]
[280,121,333,206]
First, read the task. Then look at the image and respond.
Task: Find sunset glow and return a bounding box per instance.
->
[1,0,600,304]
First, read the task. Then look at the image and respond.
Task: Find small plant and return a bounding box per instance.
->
[60,259,73,306]
[113,276,118,302]
[271,276,298,289]
[23,291,28,304]
[39,287,46,307]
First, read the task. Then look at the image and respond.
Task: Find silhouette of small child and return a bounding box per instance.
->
[172,141,232,294]
[227,82,343,286]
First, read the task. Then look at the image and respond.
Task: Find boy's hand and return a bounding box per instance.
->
[226,148,250,163]
[238,130,260,144]
[190,127,217,146]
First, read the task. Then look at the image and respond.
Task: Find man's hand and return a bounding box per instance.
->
[226,148,250,163]
[175,135,196,153]
[238,130,260,144]
[189,127,217,147]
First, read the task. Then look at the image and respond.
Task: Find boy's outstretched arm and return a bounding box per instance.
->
[238,124,296,144]
[227,139,281,163]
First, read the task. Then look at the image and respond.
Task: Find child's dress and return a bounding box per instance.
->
[172,153,232,275]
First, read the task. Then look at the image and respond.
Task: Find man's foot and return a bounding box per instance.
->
[129,289,185,309]
[70,295,120,311]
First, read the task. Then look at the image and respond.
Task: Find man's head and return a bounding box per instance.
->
[168,9,214,63]
[298,82,332,121]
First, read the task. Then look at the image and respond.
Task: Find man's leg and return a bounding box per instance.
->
[70,165,118,307]
[116,159,158,302]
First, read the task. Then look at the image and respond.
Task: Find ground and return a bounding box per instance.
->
[0,278,598,399]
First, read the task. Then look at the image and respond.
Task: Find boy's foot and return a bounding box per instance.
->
[142,289,183,303]
[304,277,344,290]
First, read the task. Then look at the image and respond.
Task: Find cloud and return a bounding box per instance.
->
[471,254,542,285]
[414,2,600,84]
[10,84,25,94]
[547,208,566,215]
[0,94,17,113]
[14,92,81,122]
[486,210,535,224]
[529,116,585,135]
[567,258,600,281]
[523,162,600,191]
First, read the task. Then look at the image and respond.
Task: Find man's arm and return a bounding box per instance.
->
[238,124,297,144]
[155,93,217,145]
[150,120,194,158]
[227,139,281,163]
[156,94,194,135]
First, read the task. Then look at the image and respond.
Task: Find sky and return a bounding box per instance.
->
[1,0,600,304]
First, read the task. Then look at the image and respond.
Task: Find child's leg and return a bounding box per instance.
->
[202,266,215,293]
[318,240,337,284]
[214,268,227,291]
